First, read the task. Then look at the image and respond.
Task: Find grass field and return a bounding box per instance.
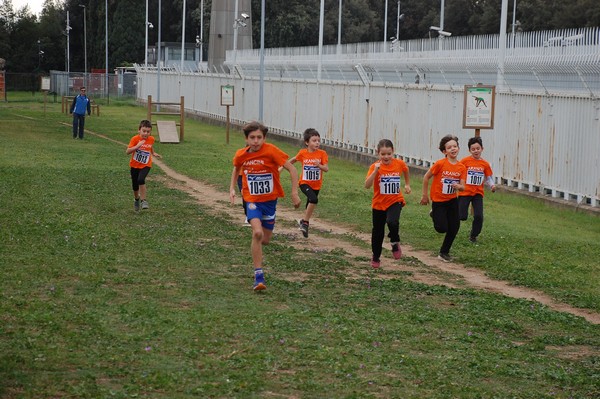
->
[1,93,599,398]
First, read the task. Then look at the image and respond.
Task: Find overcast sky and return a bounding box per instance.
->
[12,0,44,16]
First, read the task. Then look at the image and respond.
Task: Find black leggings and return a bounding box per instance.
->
[371,202,403,261]
[130,167,151,191]
[431,198,460,255]
[299,184,320,208]
[458,195,484,238]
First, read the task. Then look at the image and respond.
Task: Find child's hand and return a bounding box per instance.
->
[314,159,321,166]
[419,195,429,205]
[404,184,412,194]
[491,185,496,193]
[229,189,237,205]
[154,153,161,159]
[374,162,381,169]
[292,193,301,208]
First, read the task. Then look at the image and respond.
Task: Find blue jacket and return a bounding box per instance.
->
[70,94,91,116]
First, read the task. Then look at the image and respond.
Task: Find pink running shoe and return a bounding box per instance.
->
[371,258,381,268]
[391,243,402,259]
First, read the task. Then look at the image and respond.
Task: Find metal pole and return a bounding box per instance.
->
[317,0,324,80]
[105,0,108,102]
[337,0,342,54]
[145,0,148,68]
[157,0,162,109]
[396,1,400,40]
[439,0,445,50]
[383,0,388,52]
[181,0,186,70]
[232,0,239,72]
[67,11,70,76]
[511,0,517,49]
[497,0,509,90]
[258,0,265,121]
[200,0,204,65]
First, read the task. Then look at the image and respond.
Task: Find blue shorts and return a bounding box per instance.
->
[246,200,278,231]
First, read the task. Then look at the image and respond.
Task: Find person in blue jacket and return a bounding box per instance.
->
[70,86,91,139]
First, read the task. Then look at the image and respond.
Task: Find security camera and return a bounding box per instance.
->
[241,13,249,19]
[438,30,452,37]
[239,21,247,27]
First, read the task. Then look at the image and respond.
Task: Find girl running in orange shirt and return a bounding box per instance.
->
[288,128,329,238]
[420,135,466,262]
[365,139,411,268]
[126,119,161,211]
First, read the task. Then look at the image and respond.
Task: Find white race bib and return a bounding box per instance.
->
[247,173,274,196]
[466,170,484,186]
[442,178,459,194]
[303,165,321,181]
[133,149,150,164]
[379,176,400,195]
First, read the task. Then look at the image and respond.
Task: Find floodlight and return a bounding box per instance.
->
[147,22,154,29]
[241,13,249,19]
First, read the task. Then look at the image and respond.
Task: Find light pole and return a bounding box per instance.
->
[337,0,342,54]
[258,0,265,121]
[180,0,186,71]
[37,40,43,70]
[105,0,109,102]
[317,0,324,80]
[383,0,388,52]
[79,4,87,87]
[232,0,249,73]
[66,11,71,76]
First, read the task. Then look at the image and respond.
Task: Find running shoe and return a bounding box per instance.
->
[391,243,402,259]
[298,219,309,238]
[437,253,452,262]
[469,236,477,243]
[253,268,266,291]
[141,200,149,210]
[134,198,140,211]
[371,258,381,268]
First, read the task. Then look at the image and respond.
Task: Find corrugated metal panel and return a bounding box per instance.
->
[140,72,600,206]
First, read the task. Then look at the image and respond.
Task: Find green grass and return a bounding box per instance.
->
[1,94,599,398]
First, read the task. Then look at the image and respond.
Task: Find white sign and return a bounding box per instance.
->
[463,85,495,129]
[221,85,234,106]
[41,76,50,91]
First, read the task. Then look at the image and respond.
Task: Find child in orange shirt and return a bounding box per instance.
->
[365,139,411,268]
[459,136,496,243]
[288,128,329,237]
[420,135,466,262]
[126,119,161,211]
[229,121,301,291]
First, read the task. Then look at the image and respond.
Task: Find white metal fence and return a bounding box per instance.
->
[136,28,600,207]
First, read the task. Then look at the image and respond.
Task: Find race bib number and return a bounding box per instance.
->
[247,173,274,196]
[133,149,150,164]
[466,170,484,186]
[379,176,400,195]
[303,165,321,181]
[442,178,460,194]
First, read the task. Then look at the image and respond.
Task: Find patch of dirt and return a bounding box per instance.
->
[152,159,600,325]
[83,126,599,325]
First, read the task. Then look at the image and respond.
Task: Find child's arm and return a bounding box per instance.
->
[229,166,239,205]
[485,176,496,192]
[151,146,161,159]
[364,163,380,189]
[125,139,145,155]
[315,158,329,172]
[281,161,301,208]
[403,169,411,194]
[420,170,433,205]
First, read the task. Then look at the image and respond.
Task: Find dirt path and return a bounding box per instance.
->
[152,159,600,325]
[84,126,599,325]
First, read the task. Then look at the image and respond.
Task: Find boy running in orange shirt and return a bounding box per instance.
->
[230,121,301,291]
[420,135,466,262]
[365,139,411,268]
[459,136,496,243]
[288,128,329,237]
[126,119,161,211]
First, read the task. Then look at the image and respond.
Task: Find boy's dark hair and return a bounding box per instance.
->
[377,139,394,152]
[438,134,459,153]
[243,121,268,138]
[303,128,320,143]
[139,119,152,129]
[467,136,483,149]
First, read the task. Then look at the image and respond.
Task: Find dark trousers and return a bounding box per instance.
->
[130,167,151,191]
[431,198,460,255]
[300,184,320,208]
[371,202,403,261]
[72,113,86,138]
[458,195,484,238]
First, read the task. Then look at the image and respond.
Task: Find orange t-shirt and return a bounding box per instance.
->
[459,156,493,197]
[428,158,467,203]
[233,142,289,203]
[367,158,409,210]
[294,148,328,190]
[128,135,156,169]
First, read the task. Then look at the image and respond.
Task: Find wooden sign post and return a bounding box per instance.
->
[221,85,235,144]
[462,85,496,137]
[41,76,50,116]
